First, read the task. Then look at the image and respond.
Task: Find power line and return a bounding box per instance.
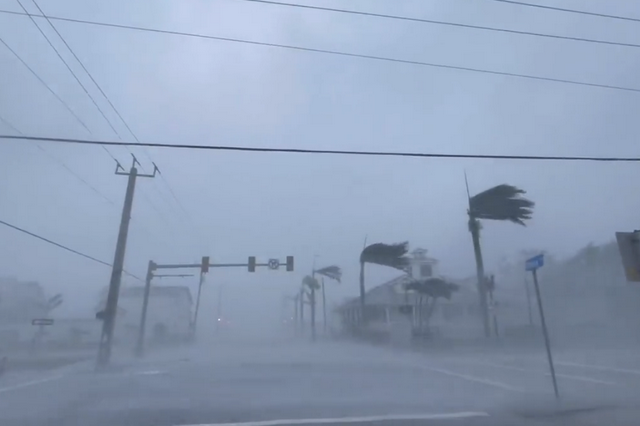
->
[35,145,117,206]
[0,112,117,205]
[16,0,121,137]
[0,114,21,135]
[3,134,640,162]
[0,9,638,94]
[489,0,640,23]
[30,0,134,139]
[31,0,146,164]
[160,173,195,224]
[0,218,143,281]
[1,27,118,169]
[0,117,168,247]
[29,0,147,170]
[236,0,640,49]
[17,0,126,164]
[0,120,173,256]
[0,34,92,134]
[25,0,192,244]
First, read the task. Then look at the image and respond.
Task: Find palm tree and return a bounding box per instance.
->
[302,275,320,340]
[313,266,342,334]
[405,278,459,336]
[359,242,410,317]
[468,184,534,337]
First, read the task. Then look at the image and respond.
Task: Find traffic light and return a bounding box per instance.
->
[201,256,210,274]
[286,256,294,272]
[248,256,256,272]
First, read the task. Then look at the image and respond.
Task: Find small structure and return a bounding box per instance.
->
[408,248,438,280]
[0,277,48,323]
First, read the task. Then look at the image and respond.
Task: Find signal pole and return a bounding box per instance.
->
[192,270,206,334]
[135,260,156,358]
[97,156,157,368]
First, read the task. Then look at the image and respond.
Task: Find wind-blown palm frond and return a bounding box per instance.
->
[302,275,320,290]
[360,242,411,270]
[469,184,534,226]
[314,265,342,283]
[359,241,410,309]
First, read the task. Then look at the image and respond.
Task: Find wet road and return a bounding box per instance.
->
[2,334,640,426]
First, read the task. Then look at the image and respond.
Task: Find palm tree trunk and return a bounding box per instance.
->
[321,278,327,334]
[299,288,304,335]
[425,297,438,330]
[470,218,491,337]
[359,261,366,317]
[310,287,316,342]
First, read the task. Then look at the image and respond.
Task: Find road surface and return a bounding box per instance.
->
[1,333,640,426]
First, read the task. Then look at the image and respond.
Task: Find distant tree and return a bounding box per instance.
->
[405,278,459,332]
[468,184,534,337]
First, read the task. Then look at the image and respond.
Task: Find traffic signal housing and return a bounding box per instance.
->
[201,256,210,274]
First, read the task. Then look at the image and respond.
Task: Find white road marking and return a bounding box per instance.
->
[557,361,640,376]
[472,361,617,385]
[412,363,525,392]
[0,374,64,393]
[179,412,489,426]
[133,370,165,376]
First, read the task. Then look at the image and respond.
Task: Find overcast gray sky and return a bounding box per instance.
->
[1,0,640,318]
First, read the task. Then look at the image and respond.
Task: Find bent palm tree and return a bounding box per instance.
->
[314,266,342,283]
[313,266,342,335]
[359,242,410,311]
[468,184,534,337]
[302,275,320,340]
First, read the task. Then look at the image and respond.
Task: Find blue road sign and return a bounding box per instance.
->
[525,254,544,271]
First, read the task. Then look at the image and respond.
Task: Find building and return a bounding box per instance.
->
[0,277,48,323]
[335,247,470,343]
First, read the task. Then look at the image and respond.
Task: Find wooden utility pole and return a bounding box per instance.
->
[97,156,157,368]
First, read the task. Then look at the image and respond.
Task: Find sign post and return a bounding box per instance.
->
[525,253,559,399]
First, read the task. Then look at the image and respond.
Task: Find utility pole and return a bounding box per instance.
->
[97,156,157,368]
[192,256,209,336]
[216,284,223,332]
[135,260,156,357]
[299,287,304,334]
[135,263,194,357]
[192,271,205,333]
[310,285,316,342]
